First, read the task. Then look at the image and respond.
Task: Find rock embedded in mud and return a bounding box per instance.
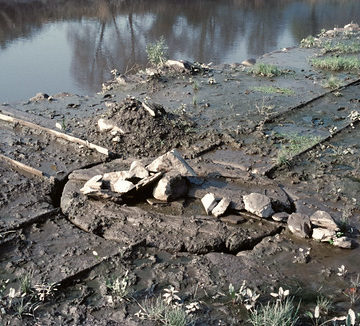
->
[312,228,335,242]
[29,92,49,102]
[153,172,188,202]
[287,213,312,238]
[272,212,289,222]
[80,175,103,195]
[212,197,231,217]
[129,160,149,179]
[310,210,339,231]
[97,118,124,134]
[333,237,354,249]
[241,58,256,67]
[113,179,135,194]
[147,149,197,176]
[201,193,218,215]
[243,193,274,218]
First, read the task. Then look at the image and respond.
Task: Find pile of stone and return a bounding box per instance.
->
[241,192,354,249]
[80,149,195,203]
[201,193,231,218]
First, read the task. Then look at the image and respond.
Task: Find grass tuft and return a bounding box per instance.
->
[253,86,294,95]
[146,36,168,66]
[311,56,360,71]
[251,63,285,77]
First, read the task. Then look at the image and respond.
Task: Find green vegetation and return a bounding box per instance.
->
[146,36,169,66]
[248,298,299,326]
[253,86,295,95]
[250,63,286,77]
[277,134,322,165]
[322,41,360,54]
[311,56,360,71]
[322,75,343,90]
[106,270,131,303]
[300,35,320,48]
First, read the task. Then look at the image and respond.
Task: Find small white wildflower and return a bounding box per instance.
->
[8,288,16,299]
[92,251,98,256]
[337,264,347,277]
[314,305,320,319]
[270,287,290,301]
[163,285,181,305]
[348,308,356,325]
[185,301,200,314]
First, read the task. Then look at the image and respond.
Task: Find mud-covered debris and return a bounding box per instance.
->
[310,210,339,231]
[312,228,336,242]
[129,160,149,179]
[241,58,256,67]
[220,215,245,225]
[293,247,311,264]
[142,101,166,117]
[287,213,312,238]
[153,172,188,202]
[333,237,355,249]
[201,193,218,215]
[272,212,289,222]
[29,92,49,102]
[212,197,231,218]
[164,59,209,74]
[243,193,274,218]
[134,171,163,191]
[147,149,197,176]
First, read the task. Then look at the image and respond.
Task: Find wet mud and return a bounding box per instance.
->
[1,25,360,325]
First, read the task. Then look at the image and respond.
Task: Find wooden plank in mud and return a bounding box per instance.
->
[0,153,47,179]
[0,112,111,157]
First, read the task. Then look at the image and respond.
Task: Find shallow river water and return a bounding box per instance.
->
[0,0,360,102]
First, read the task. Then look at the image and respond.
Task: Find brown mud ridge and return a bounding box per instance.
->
[1,24,360,325]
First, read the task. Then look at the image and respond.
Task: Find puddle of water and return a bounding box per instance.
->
[1,0,360,103]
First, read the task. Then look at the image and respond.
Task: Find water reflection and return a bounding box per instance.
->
[0,0,360,102]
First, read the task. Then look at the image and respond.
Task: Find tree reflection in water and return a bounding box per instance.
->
[0,0,359,98]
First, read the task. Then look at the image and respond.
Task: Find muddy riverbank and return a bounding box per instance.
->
[1,24,360,325]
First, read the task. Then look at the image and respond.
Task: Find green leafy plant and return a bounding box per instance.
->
[322,75,343,90]
[106,270,131,303]
[146,36,169,66]
[253,86,295,95]
[248,297,299,326]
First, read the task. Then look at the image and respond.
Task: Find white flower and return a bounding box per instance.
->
[8,288,16,299]
[92,251,98,256]
[270,287,290,301]
[162,286,181,305]
[348,308,356,325]
[337,265,347,277]
[314,305,320,319]
[185,301,200,314]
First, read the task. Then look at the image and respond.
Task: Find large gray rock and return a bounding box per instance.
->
[333,237,354,249]
[312,228,335,242]
[243,193,274,218]
[272,212,289,222]
[212,198,231,218]
[80,175,103,195]
[201,193,218,215]
[113,180,135,194]
[153,173,188,202]
[129,161,149,179]
[310,210,339,231]
[147,149,197,176]
[287,213,312,238]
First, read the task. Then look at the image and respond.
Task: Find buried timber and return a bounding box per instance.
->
[1,24,360,325]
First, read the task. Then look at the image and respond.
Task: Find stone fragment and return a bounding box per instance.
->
[201,193,218,215]
[333,237,354,249]
[103,171,135,190]
[129,161,149,179]
[141,102,165,117]
[243,193,274,218]
[287,213,312,238]
[153,173,188,202]
[165,59,193,72]
[80,175,103,195]
[310,210,339,231]
[97,118,124,134]
[272,212,289,222]
[135,172,163,191]
[113,180,135,194]
[312,228,335,242]
[212,197,231,217]
[241,58,256,67]
[147,149,197,176]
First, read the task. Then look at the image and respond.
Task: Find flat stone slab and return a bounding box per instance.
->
[0,163,55,232]
[0,215,123,285]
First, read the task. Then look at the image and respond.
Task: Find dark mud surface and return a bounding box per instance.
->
[1,25,360,325]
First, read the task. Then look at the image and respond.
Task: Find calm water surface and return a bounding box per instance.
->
[0,0,360,103]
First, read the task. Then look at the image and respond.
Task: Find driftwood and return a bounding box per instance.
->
[0,113,110,157]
